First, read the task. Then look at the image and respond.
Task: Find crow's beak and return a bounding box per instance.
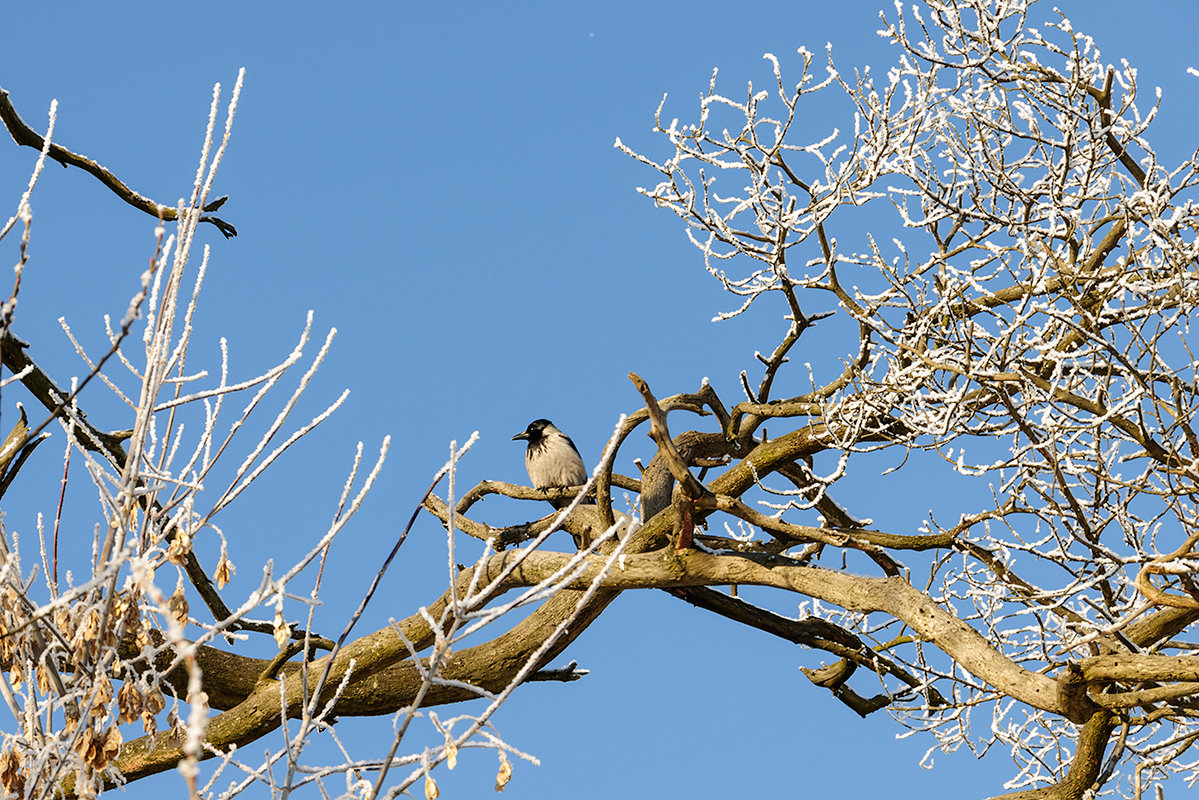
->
[512,431,529,441]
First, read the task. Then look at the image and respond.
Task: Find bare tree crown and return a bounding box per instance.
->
[608,1,1199,795]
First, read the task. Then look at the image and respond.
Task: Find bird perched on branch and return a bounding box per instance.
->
[512,418,587,509]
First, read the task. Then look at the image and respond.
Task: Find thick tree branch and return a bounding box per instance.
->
[103,582,619,788]
[467,548,1071,718]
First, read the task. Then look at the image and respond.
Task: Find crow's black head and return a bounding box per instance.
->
[512,418,554,444]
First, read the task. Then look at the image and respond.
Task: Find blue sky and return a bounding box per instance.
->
[4,2,1199,798]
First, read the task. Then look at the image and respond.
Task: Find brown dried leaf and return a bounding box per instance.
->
[214,554,235,589]
[80,607,101,643]
[123,590,143,629]
[167,528,192,565]
[424,774,439,800]
[94,672,113,708]
[167,588,189,628]
[100,725,122,766]
[79,724,122,770]
[134,617,151,650]
[35,662,52,695]
[54,606,74,640]
[117,679,142,725]
[75,725,94,760]
[495,755,512,792]
[0,745,23,793]
[3,587,21,615]
[140,682,166,733]
[273,608,290,649]
[144,685,166,716]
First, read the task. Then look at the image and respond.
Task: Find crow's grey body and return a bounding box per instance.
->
[512,419,587,509]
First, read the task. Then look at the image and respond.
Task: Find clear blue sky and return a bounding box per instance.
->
[4,2,1199,798]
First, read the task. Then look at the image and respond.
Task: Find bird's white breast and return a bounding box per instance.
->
[526,433,587,488]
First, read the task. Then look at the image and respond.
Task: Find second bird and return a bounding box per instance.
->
[512,419,587,509]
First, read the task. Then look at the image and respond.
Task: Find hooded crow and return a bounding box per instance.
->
[512,419,587,509]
